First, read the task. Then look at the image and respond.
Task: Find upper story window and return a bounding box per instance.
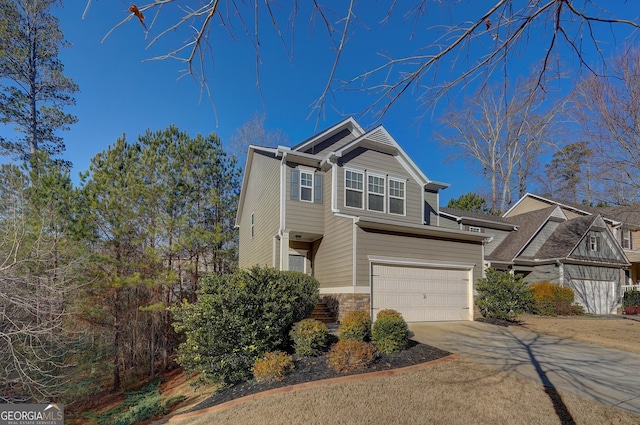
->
[468,226,482,233]
[388,178,405,215]
[300,171,313,202]
[251,212,255,238]
[622,229,632,249]
[345,170,364,209]
[589,234,600,252]
[368,174,385,212]
[290,168,322,204]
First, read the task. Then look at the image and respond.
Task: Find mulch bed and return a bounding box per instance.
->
[189,340,450,412]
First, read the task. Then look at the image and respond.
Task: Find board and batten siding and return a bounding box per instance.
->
[285,163,325,235]
[238,151,281,269]
[571,230,621,262]
[521,220,561,257]
[337,148,422,225]
[354,227,483,289]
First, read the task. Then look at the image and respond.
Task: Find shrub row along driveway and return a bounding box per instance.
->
[409,320,640,415]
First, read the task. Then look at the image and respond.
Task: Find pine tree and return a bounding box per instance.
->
[0,0,78,160]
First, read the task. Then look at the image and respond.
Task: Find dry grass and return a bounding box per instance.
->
[518,314,640,354]
[160,316,640,424]
[167,357,639,425]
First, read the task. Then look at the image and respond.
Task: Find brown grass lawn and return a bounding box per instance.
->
[162,315,640,425]
[165,356,639,425]
[518,314,640,354]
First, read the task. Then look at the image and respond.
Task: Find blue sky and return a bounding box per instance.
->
[4,1,639,204]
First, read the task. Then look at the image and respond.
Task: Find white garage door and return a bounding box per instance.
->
[371,264,472,322]
[569,280,617,315]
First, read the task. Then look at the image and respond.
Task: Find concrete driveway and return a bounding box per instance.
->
[409,321,640,414]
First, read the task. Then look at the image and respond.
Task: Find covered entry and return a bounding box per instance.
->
[371,262,473,322]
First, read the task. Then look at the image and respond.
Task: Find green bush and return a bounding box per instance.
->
[290,319,328,357]
[327,339,377,373]
[530,282,582,316]
[252,351,294,382]
[372,316,409,354]
[171,266,319,384]
[376,309,403,320]
[475,269,533,321]
[338,310,371,342]
[623,288,640,308]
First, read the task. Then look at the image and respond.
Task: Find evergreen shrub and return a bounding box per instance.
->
[327,339,377,373]
[290,319,329,357]
[372,315,409,355]
[623,288,640,308]
[475,269,533,321]
[338,310,371,341]
[172,266,319,384]
[252,351,294,382]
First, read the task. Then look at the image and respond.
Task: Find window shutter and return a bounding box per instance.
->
[291,170,299,201]
[314,174,323,204]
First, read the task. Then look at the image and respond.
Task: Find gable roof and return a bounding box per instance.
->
[504,193,618,225]
[439,207,516,230]
[526,215,597,260]
[487,206,562,264]
[291,117,364,154]
[596,204,640,228]
[331,125,449,190]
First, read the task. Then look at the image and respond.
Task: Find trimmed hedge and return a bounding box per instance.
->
[253,351,294,382]
[338,310,371,342]
[172,266,319,384]
[372,316,409,355]
[290,319,329,357]
[327,339,377,373]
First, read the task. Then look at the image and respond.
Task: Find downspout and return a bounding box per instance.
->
[279,151,288,270]
[327,154,340,213]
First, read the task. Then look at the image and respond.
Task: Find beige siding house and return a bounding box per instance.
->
[236,118,488,321]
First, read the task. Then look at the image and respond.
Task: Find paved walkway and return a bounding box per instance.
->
[409,321,640,414]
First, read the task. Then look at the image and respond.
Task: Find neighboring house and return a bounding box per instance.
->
[507,193,640,295]
[441,194,631,315]
[236,118,488,322]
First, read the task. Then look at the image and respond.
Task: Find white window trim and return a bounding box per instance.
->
[250,212,255,239]
[299,166,315,203]
[469,226,481,233]
[589,234,599,251]
[388,177,406,216]
[344,168,365,210]
[623,229,632,249]
[288,249,308,274]
[367,172,386,213]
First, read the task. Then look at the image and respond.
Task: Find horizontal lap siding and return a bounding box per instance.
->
[314,215,354,289]
[285,164,325,234]
[355,228,483,289]
[338,148,422,225]
[239,152,281,269]
[506,197,551,217]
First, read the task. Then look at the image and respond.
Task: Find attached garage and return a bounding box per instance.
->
[569,279,618,315]
[371,262,473,322]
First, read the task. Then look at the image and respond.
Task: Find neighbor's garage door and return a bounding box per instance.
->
[371,264,472,322]
[570,279,617,315]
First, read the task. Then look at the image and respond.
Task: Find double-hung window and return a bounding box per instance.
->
[589,234,600,252]
[388,178,405,215]
[367,174,385,212]
[300,171,313,202]
[345,170,364,209]
[623,229,632,249]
